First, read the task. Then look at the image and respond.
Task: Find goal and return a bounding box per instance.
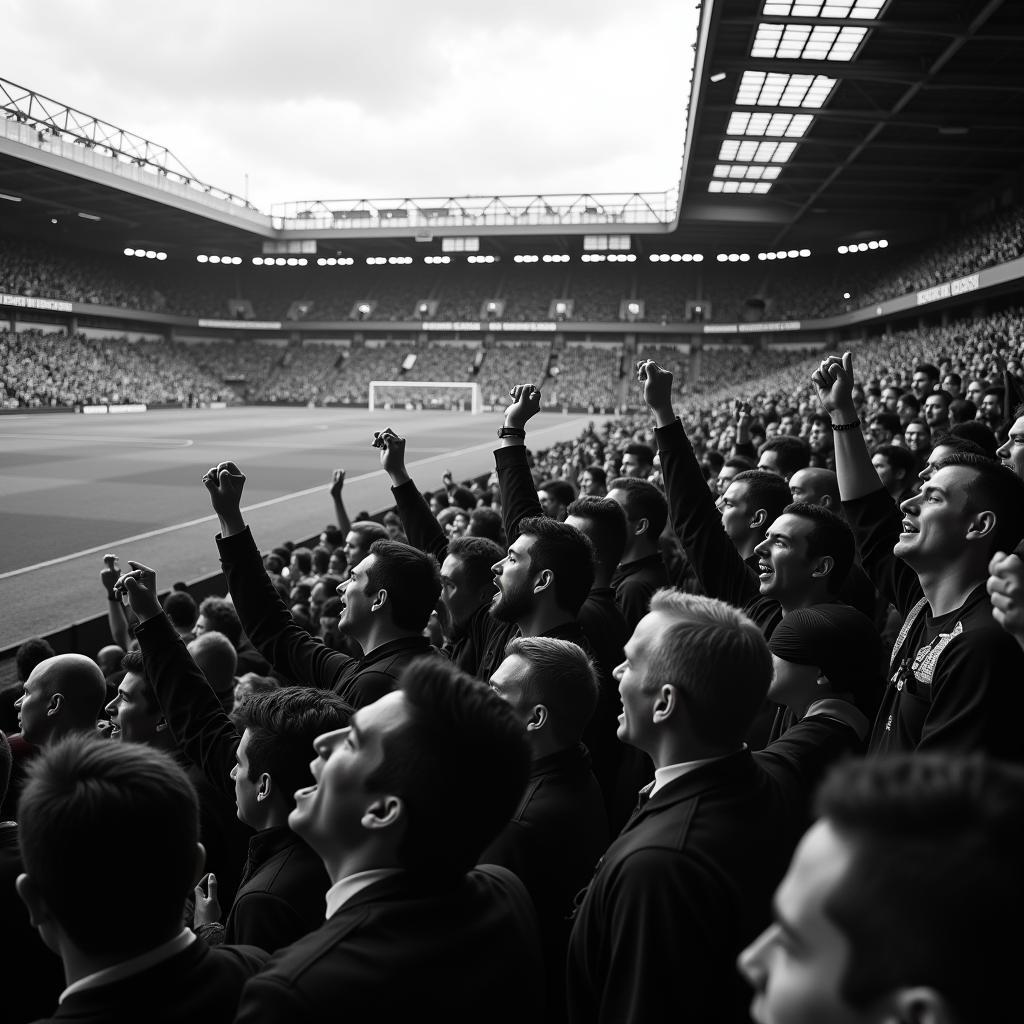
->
[368,379,483,414]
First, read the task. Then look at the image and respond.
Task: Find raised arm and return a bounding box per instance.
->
[639,360,759,605]
[495,383,544,543]
[329,469,351,536]
[375,427,449,563]
[813,353,923,613]
[101,553,131,651]
[115,560,240,797]
[204,462,354,690]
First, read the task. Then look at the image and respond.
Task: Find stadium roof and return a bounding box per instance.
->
[0,0,1021,260]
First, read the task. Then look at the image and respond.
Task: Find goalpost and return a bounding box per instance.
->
[368,379,483,414]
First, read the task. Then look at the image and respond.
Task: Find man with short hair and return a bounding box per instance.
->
[188,631,238,711]
[204,462,440,709]
[923,389,952,432]
[114,561,350,953]
[606,477,671,633]
[567,591,867,1024]
[739,755,1024,1024]
[870,444,916,504]
[162,590,198,641]
[15,735,266,1023]
[996,402,1024,479]
[620,442,655,479]
[757,436,811,480]
[866,411,900,448]
[911,363,939,400]
[806,414,835,471]
[233,658,543,1023]
[979,386,1005,433]
[484,637,609,1022]
[965,379,986,407]
[942,371,962,399]
[813,351,1024,757]
[537,479,576,522]
[195,596,269,677]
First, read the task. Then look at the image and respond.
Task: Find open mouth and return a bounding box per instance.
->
[758,562,774,580]
[900,519,920,535]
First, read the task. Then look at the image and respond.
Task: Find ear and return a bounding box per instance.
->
[156,718,169,732]
[256,772,272,802]
[525,704,548,733]
[370,588,389,613]
[750,508,767,530]
[885,986,958,1024]
[532,568,554,595]
[810,554,835,580]
[15,872,52,930]
[46,692,64,717]
[652,685,676,724]
[967,510,996,542]
[361,795,403,831]
[820,494,834,509]
[634,516,650,537]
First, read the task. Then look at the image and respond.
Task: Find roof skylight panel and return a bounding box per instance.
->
[736,72,837,108]
[726,112,813,138]
[762,0,885,17]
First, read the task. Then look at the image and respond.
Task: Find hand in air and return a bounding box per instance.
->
[505,384,542,428]
[203,462,246,518]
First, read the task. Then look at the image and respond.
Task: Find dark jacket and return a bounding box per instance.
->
[479,744,609,1024]
[36,938,266,1024]
[610,553,670,633]
[233,867,543,1024]
[136,613,331,950]
[217,527,435,707]
[566,713,864,1024]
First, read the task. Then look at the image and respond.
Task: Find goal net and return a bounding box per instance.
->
[368,379,483,414]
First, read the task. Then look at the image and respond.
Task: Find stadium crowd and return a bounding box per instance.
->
[4,281,1024,1024]
[3,203,1020,330]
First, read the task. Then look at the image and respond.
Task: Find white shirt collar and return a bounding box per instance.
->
[325,868,404,919]
[650,749,742,796]
[60,928,196,1003]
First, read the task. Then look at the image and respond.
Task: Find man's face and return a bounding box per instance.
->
[716,466,742,496]
[613,610,673,755]
[328,551,347,577]
[767,656,821,711]
[447,512,469,538]
[14,661,57,745]
[966,380,985,406]
[778,416,797,436]
[193,614,210,637]
[717,481,760,546]
[902,422,930,453]
[788,470,827,508]
[289,691,407,859]
[537,490,561,520]
[310,582,332,622]
[911,372,933,400]
[881,388,900,413]
[807,422,831,455]
[996,415,1024,479]
[918,443,956,483]
[621,453,649,479]
[739,820,864,1024]
[980,393,1002,424]
[922,395,949,428]
[757,449,785,477]
[753,514,823,604]
[579,471,598,495]
[491,535,540,623]
[440,553,493,631]
[289,555,304,579]
[896,398,916,425]
[230,728,263,826]
[343,532,367,572]
[488,654,531,725]
[895,465,978,565]
[942,375,961,399]
[867,418,892,446]
[335,554,378,636]
[871,454,901,496]
[104,671,162,744]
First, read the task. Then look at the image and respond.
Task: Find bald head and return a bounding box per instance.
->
[788,468,841,510]
[16,654,106,746]
[96,645,125,677]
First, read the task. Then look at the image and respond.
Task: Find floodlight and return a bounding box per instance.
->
[157,252,167,261]
[145,250,156,259]
[740,253,750,262]
[843,292,851,299]
[123,247,134,256]
[693,254,704,262]
[838,245,848,254]
[710,72,726,83]
[197,254,208,263]
[253,257,264,265]
[878,239,888,248]
[800,248,810,257]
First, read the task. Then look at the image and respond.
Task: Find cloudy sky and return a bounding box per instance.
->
[5,0,697,212]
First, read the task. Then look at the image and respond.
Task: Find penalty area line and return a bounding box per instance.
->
[0,417,591,581]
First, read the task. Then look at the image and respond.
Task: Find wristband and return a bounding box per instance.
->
[830,417,861,432]
[497,426,526,439]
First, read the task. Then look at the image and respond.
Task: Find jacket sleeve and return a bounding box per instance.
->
[495,444,543,544]
[842,487,923,616]
[655,418,759,606]
[217,527,353,690]
[134,612,240,799]
[392,479,449,563]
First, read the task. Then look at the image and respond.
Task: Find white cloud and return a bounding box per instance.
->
[5,0,697,209]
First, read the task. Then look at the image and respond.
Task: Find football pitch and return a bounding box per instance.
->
[0,405,595,653]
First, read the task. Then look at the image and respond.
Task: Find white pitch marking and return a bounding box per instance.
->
[0,417,590,581]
